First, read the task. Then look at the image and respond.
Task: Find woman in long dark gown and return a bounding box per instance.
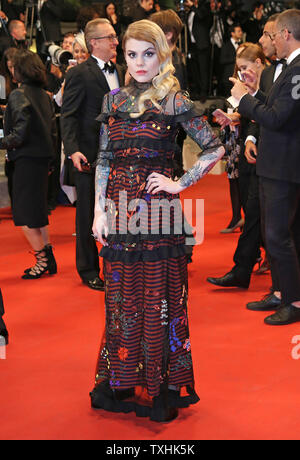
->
[90,20,225,423]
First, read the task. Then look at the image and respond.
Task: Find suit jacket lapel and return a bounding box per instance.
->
[116,63,125,87]
[87,56,110,93]
[266,65,276,91]
[260,64,275,94]
[267,54,300,102]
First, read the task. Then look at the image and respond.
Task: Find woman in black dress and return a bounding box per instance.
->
[90,20,225,422]
[0,50,57,279]
[0,47,19,204]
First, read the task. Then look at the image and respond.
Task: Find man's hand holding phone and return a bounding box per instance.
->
[71,152,90,172]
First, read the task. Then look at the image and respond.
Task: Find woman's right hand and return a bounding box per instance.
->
[92,211,109,246]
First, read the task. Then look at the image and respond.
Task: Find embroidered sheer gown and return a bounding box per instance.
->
[90,81,224,421]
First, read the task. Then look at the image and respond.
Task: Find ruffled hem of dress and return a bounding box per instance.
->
[100,243,194,263]
[96,106,204,124]
[89,381,200,422]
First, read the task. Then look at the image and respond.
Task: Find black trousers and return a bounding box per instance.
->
[74,170,100,281]
[259,177,300,305]
[232,170,262,284]
[188,45,210,98]
[0,289,7,333]
[4,159,14,205]
[48,117,61,208]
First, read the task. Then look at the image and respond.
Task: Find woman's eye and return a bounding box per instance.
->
[145,52,154,58]
[128,52,136,58]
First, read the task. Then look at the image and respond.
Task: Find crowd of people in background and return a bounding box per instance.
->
[0,2,294,97]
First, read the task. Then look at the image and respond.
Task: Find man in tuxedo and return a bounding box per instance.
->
[231,9,300,325]
[243,14,288,311]
[219,23,243,97]
[61,18,124,290]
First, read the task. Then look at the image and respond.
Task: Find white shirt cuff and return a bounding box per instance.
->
[245,136,257,145]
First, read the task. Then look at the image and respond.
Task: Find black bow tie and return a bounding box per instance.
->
[270,58,287,69]
[102,61,115,74]
[279,58,287,70]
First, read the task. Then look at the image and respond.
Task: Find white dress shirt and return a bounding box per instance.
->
[230,37,239,51]
[286,47,300,65]
[188,12,196,43]
[92,55,119,91]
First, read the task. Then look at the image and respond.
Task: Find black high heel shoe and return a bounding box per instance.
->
[254,256,270,274]
[22,244,57,279]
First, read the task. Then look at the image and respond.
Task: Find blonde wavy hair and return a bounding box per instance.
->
[122,20,180,118]
[73,31,89,55]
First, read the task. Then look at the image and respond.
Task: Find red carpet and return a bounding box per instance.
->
[1,173,300,440]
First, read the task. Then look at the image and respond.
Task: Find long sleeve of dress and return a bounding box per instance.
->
[94,93,113,214]
[173,92,225,188]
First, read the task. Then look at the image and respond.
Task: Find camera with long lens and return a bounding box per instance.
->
[40,42,73,67]
[48,44,73,66]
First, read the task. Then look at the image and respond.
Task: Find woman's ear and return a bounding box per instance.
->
[255,58,262,68]
[165,31,173,46]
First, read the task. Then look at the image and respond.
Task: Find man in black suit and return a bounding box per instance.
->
[207,14,282,292]
[231,9,300,325]
[219,23,243,97]
[61,18,124,290]
[243,14,288,311]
